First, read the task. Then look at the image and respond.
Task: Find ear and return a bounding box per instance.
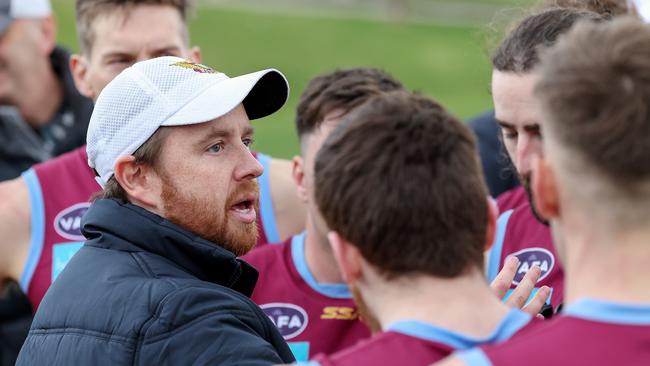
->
[188,46,202,63]
[113,156,163,212]
[70,54,95,99]
[327,231,363,285]
[532,156,560,220]
[292,155,308,202]
[483,197,498,252]
[38,16,57,55]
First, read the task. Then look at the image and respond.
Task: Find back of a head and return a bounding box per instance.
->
[541,0,637,17]
[314,91,488,279]
[75,0,193,55]
[492,7,606,73]
[536,16,650,226]
[295,68,404,141]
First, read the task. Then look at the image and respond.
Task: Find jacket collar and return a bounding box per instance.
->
[82,198,258,296]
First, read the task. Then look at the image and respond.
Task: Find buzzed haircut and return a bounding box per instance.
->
[492,7,606,73]
[542,0,637,16]
[314,91,488,278]
[536,16,650,187]
[75,0,193,55]
[295,68,404,141]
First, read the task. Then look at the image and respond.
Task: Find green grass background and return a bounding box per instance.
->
[52,0,532,158]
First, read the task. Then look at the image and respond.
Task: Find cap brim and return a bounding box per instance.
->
[163,69,289,127]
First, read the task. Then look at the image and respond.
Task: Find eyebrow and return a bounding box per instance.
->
[197,125,255,146]
[495,119,540,132]
[495,119,515,129]
[100,45,182,60]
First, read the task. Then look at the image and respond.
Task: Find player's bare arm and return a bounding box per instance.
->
[0,176,31,287]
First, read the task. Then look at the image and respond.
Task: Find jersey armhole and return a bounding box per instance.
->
[20,169,46,293]
[257,152,280,243]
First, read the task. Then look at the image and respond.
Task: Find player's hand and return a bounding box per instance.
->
[490,256,550,317]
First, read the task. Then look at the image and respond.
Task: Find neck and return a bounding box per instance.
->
[561,220,650,305]
[362,269,512,338]
[17,61,62,128]
[303,215,344,284]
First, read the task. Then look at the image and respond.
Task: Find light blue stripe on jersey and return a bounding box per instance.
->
[20,169,46,293]
[564,298,650,325]
[257,152,280,243]
[294,362,321,366]
[486,209,514,283]
[457,348,494,366]
[386,308,530,350]
[291,232,352,299]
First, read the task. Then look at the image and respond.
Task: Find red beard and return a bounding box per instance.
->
[161,175,259,256]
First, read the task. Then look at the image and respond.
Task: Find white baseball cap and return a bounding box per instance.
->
[0,0,52,33]
[86,56,289,187]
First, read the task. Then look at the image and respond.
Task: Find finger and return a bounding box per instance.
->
[522,285,551,317]
[504,265,541,309]
[490,256,519,300]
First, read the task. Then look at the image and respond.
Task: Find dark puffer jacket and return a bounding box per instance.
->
[16,199,294,365]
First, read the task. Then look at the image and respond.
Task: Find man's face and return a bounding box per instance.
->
[0,19,53,105]
[72,4,200,101]
[154,105,263,256]
[492,70,547,223]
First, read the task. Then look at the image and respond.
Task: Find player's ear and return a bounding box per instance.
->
[188,46,201,63]
[532,156,560,220]
[113,156,163,212]
[37,16,56,55]
[292,155,308,202]
[484,197,498,252]
[328,231,362,284]
[70,54,96,100]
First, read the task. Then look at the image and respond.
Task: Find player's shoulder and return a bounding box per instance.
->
[242,237,290,268]
[320,331,447,366]
[495,186,526,213]
[33,146,88,174]
[312,332,403,366]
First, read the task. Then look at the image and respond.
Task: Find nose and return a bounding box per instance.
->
[516,134,533,177]
[234,148,264,181]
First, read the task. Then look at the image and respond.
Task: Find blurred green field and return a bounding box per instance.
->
[52,0,503,159]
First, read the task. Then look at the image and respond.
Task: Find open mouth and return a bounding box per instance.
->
[229,194,258,224]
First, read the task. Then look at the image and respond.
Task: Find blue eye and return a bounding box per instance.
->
[208,143,223,153]
[243,138,254,149]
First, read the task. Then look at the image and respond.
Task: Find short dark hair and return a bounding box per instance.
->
[314,91,488,279]
[492,7,606,73]
[97,127,171,201]
[76,0,194,55]
[542,0,637,17]
[536,17,650,185]
[295,68,404,141]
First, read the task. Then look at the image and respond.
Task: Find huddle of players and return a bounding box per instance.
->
[5,0,650,364]
[252,2,650,364]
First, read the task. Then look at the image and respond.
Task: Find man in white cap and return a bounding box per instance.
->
[16,56,295,365]
[0,0,93,180]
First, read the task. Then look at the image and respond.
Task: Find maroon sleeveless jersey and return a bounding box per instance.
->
[486,195,564,310]
[310,309,531,366]
[457,299,650,366]
[242,233,371,362]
